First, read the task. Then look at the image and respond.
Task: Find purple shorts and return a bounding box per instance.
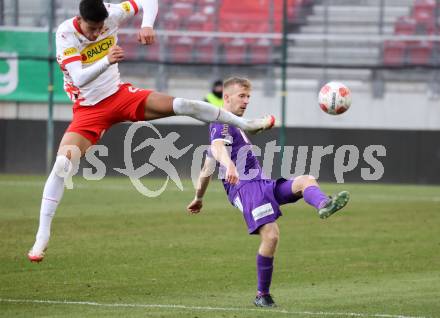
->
[232,178,301,235]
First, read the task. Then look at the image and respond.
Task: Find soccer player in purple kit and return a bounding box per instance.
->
[187,77,350,307]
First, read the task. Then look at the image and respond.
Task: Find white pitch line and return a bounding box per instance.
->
[0,298,429,318]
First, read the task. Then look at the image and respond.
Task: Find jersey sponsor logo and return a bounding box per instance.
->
[251,203,274,221]
[128,86,141,93]
[63,47,78,57]
[121,1,131,13]
[80,36,115,64]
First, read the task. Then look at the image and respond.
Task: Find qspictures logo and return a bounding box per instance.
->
[57,123,387,198]
[80,36,115,64]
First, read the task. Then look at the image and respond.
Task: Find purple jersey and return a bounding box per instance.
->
[209,122,263,202]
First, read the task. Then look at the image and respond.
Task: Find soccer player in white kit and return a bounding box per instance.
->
[28,0,275,262]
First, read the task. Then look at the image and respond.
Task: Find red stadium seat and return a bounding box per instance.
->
[118,33,161,62]
[394,16,417,35]
[186,12,214,31]
[198,4,216,18]
[383,41,407,65]
[140,42,161,62]
[413,0,436,17]
[162,11,180,30]
[217,0,302,48]
[408,41,433,64]
[249,38,272,64]
[220,1,268,33]
[158,0,174,10]
[194,37,217,63]
[219,12,270,44]
[169,36,194,63]
[219,12,269,32]
[118,33,138,60]
[222,38,248,64]
[273,0,299,21]
[171,3,194,19]
[414,11,436,34]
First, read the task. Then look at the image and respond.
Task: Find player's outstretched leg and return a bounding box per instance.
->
[318,191,350,219]
[28,132,90,263]
[292,175,350,219]
[28,155,71,262]
[172,98,275,134]
[143,93,275,134]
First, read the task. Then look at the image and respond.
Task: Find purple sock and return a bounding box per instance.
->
[303,186,329,210]
[257,254,274,295]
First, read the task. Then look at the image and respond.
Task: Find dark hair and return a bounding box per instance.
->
[213,80,223,87]
[79,0,108,23]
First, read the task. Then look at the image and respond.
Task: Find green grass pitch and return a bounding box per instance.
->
[0,174,439,317]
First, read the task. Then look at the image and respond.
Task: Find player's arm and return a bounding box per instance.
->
[64,46,124,87]
[211,140,239,185]
[187,156,216,214]
[117,0,158,45]
[134,0,158,45]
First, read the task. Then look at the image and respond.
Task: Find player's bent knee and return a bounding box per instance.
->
[296,174,316,181]
[53,155,73,176]
[293,175,308,188]
[295,175,318,189]
[173,97,193,115]
[262,228,279,246]
[263,234,279,252]
[294,175,308,183]
[172,97,213,116]
[267,232,279,245]
[305,175,319,186]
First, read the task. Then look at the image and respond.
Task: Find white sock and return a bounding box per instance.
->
[32,156,67,252]
[172,98,250,130]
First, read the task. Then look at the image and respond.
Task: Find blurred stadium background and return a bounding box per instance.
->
[1,2,440,317]
[0,0,440,183]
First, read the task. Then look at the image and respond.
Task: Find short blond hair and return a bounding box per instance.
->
[223,77,252,91]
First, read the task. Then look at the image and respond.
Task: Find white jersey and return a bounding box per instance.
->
[56,1,138,106]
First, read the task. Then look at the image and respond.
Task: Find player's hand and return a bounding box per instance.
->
[187,199,203,214]
[225,163,239,185]
[107,45,125,64]
[137,27,155,45]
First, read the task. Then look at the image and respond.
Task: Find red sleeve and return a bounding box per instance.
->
[61,55,82,68]
[129,0,139,15]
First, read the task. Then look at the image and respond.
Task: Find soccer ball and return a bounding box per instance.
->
[318,81,352,115]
